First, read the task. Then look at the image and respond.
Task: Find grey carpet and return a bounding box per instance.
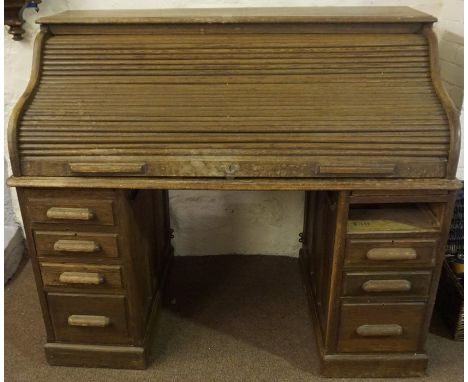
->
[5,256,464,381]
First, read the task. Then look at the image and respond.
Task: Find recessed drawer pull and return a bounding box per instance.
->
[366,248,417,261]
[356,324,403,337]
[68,315,110,328]
[69,162,146,174]
[59,272,104,285]
[362,279,412,293]
[46,207,95,221]
[53,239,101,253]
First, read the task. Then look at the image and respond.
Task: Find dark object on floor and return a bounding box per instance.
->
[436,261,464,341]
[436,187,464,341]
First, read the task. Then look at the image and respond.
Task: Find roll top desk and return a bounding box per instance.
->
[7,7,462,378]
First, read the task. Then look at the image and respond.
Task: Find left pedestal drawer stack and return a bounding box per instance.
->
[17,188,173,369]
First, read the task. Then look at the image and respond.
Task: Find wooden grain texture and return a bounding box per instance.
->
[6,7,463,377]
[337,302,426,353]
[69,162,147,175]
[423,25,461,179]
[18,188,173,368]
[8,31,47,176]
[301,242,430,378]
[68,315,111,327]
[34,231,120,259]
[7,176,463,191]
[40,263,123,290]
[417,191,457,352]
[11,17,456,179]
[344,238,438,268]
[321,353,428,378]
[27,197,115,226]
[47,293,131,345]
[342,271,432,297]
[45,342,147,369]
[366,247,417,261]
[46,207,94,221]
[355,324,403,337]
[347,204,440,234]
[36,7,437,24]
[53,239,101,253]
[47,23,425,36]
[324,191,349,351]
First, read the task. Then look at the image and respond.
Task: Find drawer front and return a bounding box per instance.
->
[27,198,115,226]
[345,238,438,268]
[342,271,432,298]
[41,263,123,290]
[34,231,119,259]
[338,302,426,353]
[47,293,131,344]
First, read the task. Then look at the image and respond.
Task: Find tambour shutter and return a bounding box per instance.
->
[12,8,457,178]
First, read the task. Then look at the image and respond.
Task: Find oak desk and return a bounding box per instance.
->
[7,7,461,378]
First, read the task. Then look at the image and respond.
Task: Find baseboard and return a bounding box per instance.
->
[45,343,147,369]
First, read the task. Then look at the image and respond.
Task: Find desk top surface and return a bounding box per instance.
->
[37,7,436,25]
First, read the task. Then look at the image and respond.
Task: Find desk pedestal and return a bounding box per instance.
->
[17,188,173,369]
[300,190,456,377]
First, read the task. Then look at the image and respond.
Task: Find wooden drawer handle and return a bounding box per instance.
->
[59,272,104,285]
[53,239,100,253]
[68,315,110,328]
[69,162,146,174]
[356,324,403,337]
[362,279,412,293]
[46,207,95,221]
[366,248,417,261]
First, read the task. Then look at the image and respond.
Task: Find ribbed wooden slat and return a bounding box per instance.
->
[18,31,450,178]
[21,149,447,157]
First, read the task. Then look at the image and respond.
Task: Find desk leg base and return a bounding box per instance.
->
[320,354,428,378]
[44,343,148,369]
[299,249,428,378]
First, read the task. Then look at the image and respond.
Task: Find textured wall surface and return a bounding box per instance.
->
[4,159,15,227]
[4,0,463,257]
[434,0,464,178]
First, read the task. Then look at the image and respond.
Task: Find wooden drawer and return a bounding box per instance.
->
[27,197,115,226]
[47,293,131,345]
[347,205,440,236]
[344,238,439,268]
[40,263,123,290]
[337,302,426,353]
[342,271,432,298]
[34,231,119,259]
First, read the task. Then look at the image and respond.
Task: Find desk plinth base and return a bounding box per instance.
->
[45,343,148,370]
[299,249,428,378]
[320,353,428,378]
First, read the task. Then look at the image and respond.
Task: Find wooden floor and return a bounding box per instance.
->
[5,255,464,382]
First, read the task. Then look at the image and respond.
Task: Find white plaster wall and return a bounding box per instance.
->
[4,159,15,227]
[4,0,462,257]
[435,0,464,179]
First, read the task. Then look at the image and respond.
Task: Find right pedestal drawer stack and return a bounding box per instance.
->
[302,190,457,378]
[340,200,442,355]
